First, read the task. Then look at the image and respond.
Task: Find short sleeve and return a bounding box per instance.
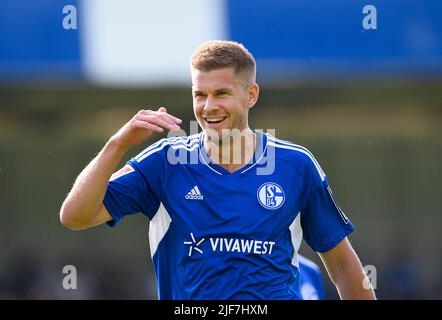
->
[103,142,169,227]
[300,155,355,253]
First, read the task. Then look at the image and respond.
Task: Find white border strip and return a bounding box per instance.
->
[149,202,172,258]
[289,212,303,268]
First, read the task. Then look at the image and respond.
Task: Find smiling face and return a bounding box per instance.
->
[191,67,259,140]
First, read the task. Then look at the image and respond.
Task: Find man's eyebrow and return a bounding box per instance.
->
[214,88,233,94]
[192,88,233,94]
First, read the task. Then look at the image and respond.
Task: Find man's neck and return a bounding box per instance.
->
[204,128,257,173]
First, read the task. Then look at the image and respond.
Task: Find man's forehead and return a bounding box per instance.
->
[191,67,244,91]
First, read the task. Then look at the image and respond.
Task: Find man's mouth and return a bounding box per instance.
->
[204,116,228,126]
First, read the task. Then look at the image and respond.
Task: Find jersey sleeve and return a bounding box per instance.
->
[103,140,169,227]
[300,153,355,253]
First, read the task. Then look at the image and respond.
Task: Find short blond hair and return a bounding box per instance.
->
[190,40,256,84]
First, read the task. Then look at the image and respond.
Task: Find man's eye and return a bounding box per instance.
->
[194,93,204,98]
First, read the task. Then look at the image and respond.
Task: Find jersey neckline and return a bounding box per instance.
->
[198,130,267,176]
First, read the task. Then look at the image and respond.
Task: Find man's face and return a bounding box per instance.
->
[191,67,258,140]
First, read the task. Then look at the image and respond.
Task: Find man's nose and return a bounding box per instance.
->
[204,95,218,112]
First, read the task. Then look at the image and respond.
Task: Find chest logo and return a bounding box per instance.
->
[257,182,285,210]
[185,185,204,200]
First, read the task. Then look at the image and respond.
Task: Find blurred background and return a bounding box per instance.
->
[0,0,441,299]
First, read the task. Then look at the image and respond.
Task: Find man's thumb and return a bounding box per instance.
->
[158,106,167,113]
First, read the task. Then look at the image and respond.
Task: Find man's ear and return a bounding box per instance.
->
[247,83,260,109]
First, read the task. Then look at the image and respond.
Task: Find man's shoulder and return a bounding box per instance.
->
[264,133,326,180]
[133,134,201,164]
[166,133,201,145]
[266,133,320,165]
[266,134,311,159]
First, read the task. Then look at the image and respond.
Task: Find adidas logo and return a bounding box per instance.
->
[185,185,204,200]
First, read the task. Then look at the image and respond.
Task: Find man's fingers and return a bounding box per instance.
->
[140,116,179,130]
[139,108,182,125]
[133,120,164,133]
[157,109,182,125]
[172,116,183,125]
[136,114,180,131]
[160,113,182,126]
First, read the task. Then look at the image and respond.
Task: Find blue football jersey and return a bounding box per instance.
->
[299,255,326,300]
[103,131,355,299]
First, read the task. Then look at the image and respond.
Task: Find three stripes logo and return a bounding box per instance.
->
[185,185,204,200]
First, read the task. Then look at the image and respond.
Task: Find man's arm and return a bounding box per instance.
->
[319,237,376,300]
[59,107,181,230]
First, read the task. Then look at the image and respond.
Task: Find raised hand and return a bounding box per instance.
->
[110,107,182,150]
